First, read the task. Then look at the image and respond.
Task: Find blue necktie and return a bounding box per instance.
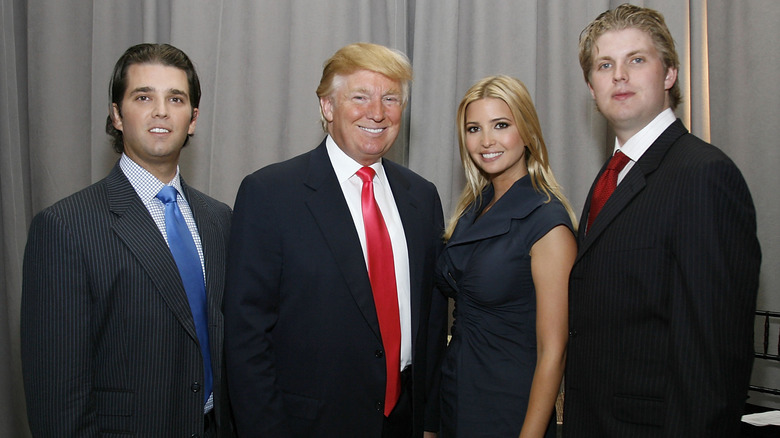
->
[156,185,213,404]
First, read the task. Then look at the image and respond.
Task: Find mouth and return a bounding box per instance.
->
[359,126,385,134]
[481,152,503,160]
[149,127,171,134]
[612,91,635,101]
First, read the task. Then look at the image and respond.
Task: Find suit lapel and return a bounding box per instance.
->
[183,180,226,372]
[383,160,424,344]
[303,143,383,342]
[106,164,199,342]
[577,120,688,260]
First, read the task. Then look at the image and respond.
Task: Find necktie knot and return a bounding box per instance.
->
[586,150,632,232]
[607,150,631,171]
[156,185,179,204]
[357,166,376,183]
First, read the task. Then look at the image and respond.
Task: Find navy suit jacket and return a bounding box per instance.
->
[563,120,761,437]
[224,140,448,437]
[21,163,234,436]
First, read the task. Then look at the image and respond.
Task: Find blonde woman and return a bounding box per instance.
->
[435,75,576,437]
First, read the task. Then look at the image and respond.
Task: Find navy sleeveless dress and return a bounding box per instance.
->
[435,176,573,437]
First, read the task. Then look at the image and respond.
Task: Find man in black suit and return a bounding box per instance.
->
[224,42,447,438]
[563,4,761,438]
[21,43,233,436]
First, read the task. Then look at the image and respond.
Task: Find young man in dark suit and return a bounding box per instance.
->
[224,42,447,438]
[563,4,761,437]
[21,43,233,437]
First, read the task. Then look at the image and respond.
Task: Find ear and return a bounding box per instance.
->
[111,103,123,131]
[320,96,334,123]
[586,81,596,100]
[188,108,199,135]
[664,67,678,91]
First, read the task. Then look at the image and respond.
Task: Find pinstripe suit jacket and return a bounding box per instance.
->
[21,162,234,437]
[563,120,761,437]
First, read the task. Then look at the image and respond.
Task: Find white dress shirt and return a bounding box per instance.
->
[325,136,413,371]
[614,108,676,185]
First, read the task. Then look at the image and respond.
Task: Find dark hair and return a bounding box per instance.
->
[105,43,201,153]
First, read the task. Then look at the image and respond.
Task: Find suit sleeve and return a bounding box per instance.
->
[669,157,760,436]
[21,209,99,437]
[424,187,448,432]
[223,174,291,437]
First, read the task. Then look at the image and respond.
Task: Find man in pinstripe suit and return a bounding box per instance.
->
[563,5,761,438]
[21,44,233,437]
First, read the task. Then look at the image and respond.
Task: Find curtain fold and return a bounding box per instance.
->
[2,0,778,434]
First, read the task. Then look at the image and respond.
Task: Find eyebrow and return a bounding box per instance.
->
[129,86,189,97]
[466,117,511,125]
[595,49,645,62]
[349,87,401,96]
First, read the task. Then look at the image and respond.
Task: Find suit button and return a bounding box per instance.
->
[375,350,384,358]
[569,330,577,337]
[191,382,201,393]
[375,401,383,411]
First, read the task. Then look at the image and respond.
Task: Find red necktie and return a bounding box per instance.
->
[356,166,401,416]
[587,151,631,232]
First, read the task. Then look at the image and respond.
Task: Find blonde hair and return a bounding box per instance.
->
[316,42,412,132]
[579,3,681,109]
[444,75,577,241]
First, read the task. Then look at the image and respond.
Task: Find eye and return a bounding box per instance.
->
[631,57,645,64]
[383,95,401,105]
[352,95,367,102]
[170,97,184,103]
[495,122,509,129]
[598,62,612,70]
[135,95,150,101]
[466,126,480,133]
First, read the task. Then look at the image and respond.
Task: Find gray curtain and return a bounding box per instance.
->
[2,0,778,435]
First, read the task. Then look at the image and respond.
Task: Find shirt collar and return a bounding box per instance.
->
[325,135,386,182]
[119,153,183,202]
[613,108,676,161]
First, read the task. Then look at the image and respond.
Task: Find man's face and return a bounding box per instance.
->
[587,28,677,142]
[320,69,403,166]
[111,63,198,177]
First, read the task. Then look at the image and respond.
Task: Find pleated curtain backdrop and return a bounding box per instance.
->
[1,0,778,435]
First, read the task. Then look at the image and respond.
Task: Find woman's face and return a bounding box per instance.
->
[464,97,527,183]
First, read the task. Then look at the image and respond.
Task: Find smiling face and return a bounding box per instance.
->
[319,69,403,166]
[587,28,677,144]
[111,63,198,181]
[464,97,528,184]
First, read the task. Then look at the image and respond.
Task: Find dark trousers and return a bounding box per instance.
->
[383,366,413,438]
[204,409,217,438]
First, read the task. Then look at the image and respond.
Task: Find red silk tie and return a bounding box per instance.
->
[356,166,401,417]
[587,151,631,232]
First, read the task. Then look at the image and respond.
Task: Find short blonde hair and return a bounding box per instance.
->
[316,42,412,132]
[579,3,681,109]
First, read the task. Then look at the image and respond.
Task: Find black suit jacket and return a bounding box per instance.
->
[563,120,761,437]
[224,140,448,437]
[21,163,234,436]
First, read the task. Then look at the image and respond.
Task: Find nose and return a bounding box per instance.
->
[152,100,169,118]
[366,98,384,121]
[612,64,627,83]
[481,131,495,148]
